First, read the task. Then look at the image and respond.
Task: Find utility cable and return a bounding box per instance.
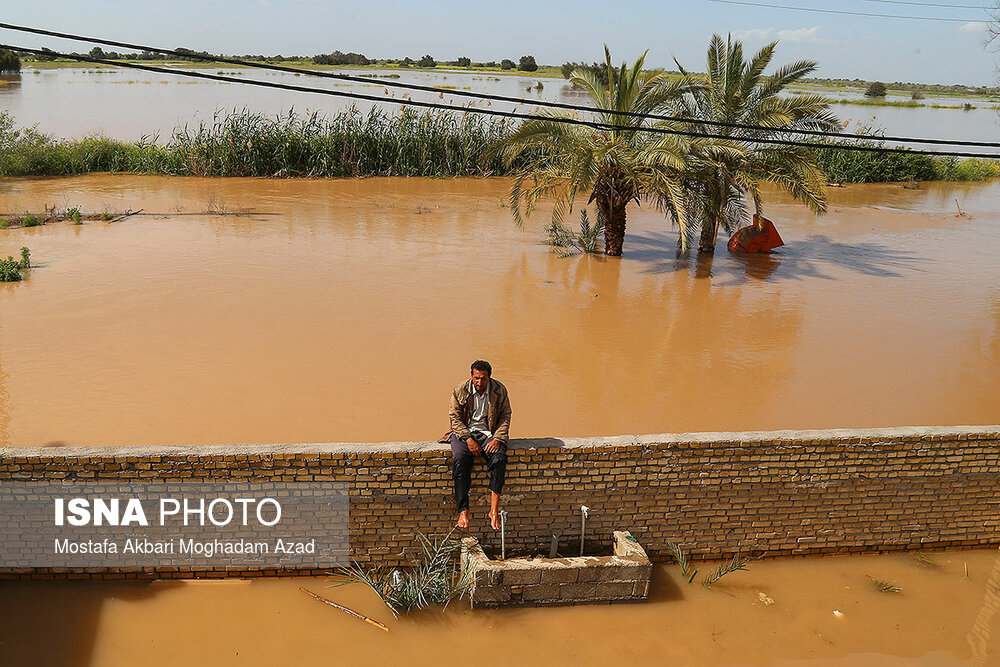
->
[864,0,989,9]
[705,0,985,21]
[4,43,999,159]
[3,21,1000,150]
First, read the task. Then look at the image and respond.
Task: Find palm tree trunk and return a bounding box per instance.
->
[599,198,627,256]
[698,214,719,254]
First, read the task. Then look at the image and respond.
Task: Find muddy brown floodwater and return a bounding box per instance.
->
[2,549,999,666]
[0,175,998,447]
[1,175,999,666]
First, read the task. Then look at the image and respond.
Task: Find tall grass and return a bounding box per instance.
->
[814,132,999,183]
[0,110,994,184]
[0,109,514,178]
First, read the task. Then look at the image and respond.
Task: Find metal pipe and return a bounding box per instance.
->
[500,510,508,560]
[580,505,589,557]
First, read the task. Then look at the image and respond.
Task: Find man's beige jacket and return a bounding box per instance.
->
[440,378,512,443]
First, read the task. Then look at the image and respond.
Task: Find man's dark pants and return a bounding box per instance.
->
[449,431,507,512]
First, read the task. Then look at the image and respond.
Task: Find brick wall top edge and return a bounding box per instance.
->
[1,425,997,460]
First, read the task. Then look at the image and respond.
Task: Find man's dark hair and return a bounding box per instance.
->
[470,360,492,376]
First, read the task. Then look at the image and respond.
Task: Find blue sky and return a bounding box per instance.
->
[4,1,998,85]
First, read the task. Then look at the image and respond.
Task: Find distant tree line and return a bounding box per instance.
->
[18,45,546,72]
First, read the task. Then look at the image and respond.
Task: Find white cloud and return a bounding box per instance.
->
[730,26,830,45]
[957,22,988,34]
[731,28,776,42]
[776,27,830,45]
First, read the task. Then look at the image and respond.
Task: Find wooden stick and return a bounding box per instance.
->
[299,587,390,632]
[107,209,143,223]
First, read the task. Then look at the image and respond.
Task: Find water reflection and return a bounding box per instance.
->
[493,247,804,433]
[0,73,21,94]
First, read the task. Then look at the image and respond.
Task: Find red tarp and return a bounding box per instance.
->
[728,215,784,253]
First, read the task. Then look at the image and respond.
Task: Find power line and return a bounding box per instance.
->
[865,0,989,9]
[2,22,999,150]
[705,0,985,21]
[3,43,999,159]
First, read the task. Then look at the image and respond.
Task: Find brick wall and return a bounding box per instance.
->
[1,425,998,579]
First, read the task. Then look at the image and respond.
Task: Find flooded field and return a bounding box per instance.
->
[0,175,998,447]
[0,66,997,147]
[1,548,998,666]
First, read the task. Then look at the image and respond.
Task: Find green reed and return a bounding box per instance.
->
[1,109,994,184]
[0,109,515,178]
[813,130,999,184]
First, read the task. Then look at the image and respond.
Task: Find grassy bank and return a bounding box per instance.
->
[0,110,995,183]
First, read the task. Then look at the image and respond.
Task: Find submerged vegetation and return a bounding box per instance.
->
[331,531,472,617]
[868,576,902,593]
[544,209,606,256]
[0,205,139,228]
[666,541,752,587]
[673,35,838,253]
[499,47,693,255]
[0,109,511,178]
[815,132,1000,184]
[0,247,30,282]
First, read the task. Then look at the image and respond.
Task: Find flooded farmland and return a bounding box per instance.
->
[0,175,997,448]
[2,548,999,666]
[0,66,997,148]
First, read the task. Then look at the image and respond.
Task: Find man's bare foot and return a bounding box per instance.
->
[489,491,502,531]
[457,510,469,529]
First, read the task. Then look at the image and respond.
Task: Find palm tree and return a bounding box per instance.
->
[673,35,840,253]
[498,48,694,256]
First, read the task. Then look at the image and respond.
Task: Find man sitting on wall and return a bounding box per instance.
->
[440,360,512,530]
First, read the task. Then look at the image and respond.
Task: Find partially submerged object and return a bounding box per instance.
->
[462,530,651,608]
[728,214,784,254]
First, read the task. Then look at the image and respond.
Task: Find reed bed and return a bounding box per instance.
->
[814,134,999,184]
[0,109,515,178]
[0,110,995,184]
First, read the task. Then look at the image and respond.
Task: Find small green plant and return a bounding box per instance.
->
[665,542,698,583]
[0,247,29,282]
[544,209,605,257]
[21,214,42,227]
[66,206,82,224]
[703,554,752,587]
[330,530,472,617]
[868,576,902,593]
[101,212,113,220]
[0,219,8,229]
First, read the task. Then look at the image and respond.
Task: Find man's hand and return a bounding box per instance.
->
[484,439,501,454]
[467,437,482,456]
